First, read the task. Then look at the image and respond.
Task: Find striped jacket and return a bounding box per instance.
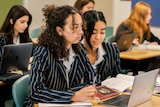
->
[24,44,94,107]
[86,42,121,85]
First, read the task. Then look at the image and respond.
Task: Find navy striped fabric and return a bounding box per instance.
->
[24,42,121,107]
[24,44,94,107]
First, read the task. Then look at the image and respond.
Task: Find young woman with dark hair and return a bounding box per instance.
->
[0,5,32,45]
[82,10,121,85]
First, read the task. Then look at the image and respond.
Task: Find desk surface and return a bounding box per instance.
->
[120,49,160,60]
[34,95,160,107]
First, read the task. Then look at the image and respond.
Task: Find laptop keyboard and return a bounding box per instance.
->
[0,70,29,81]
[99,95,130,107]
[0,73,22,81]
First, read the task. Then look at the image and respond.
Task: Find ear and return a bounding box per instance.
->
[56,26,63,36]
[10,19,13,24]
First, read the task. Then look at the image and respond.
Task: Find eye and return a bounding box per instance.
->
[100,32,105,35]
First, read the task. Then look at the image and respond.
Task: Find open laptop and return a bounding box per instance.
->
[0,42,33,81]
[117,33,137,52]
[99,68,159,107]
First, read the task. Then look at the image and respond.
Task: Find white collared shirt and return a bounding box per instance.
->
[60,46,75,73]
[13,35,20,44]
[92,44,105,73]
[81,39,105,73]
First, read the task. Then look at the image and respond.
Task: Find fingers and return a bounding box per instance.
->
[71,85,97,102]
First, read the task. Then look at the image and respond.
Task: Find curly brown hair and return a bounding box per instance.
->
[37,5,82,59]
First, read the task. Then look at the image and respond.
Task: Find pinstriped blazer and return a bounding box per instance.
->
[86,42,121,85]
[24,44,94,107]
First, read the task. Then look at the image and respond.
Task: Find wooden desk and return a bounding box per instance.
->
[120,49,160,60]
[34,95,160,107]
[120,49,160,75]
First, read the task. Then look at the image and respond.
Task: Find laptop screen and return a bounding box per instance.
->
[0,42,33,74]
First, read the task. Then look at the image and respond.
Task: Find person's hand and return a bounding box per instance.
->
[132,38,139,46]
[71,85,97,102]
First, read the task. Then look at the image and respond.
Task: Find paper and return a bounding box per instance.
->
[133,44,160,50]
[38,101,92,107]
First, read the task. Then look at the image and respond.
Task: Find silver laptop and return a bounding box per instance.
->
[99,69,159,107]
[0,42,33,81]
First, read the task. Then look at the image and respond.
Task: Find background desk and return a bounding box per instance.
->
[34,95,160,107]
[120,50,160,75]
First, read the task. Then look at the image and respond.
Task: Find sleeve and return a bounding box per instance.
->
[105,43,121,77]
[29,46,75,104]
[149,32,160,44]
[112,44,122,77]
[0,34,6,62]
[98,43,121,81]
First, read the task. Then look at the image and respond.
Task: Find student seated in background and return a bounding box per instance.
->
[0,5,32,59]
[23,5,97,107]
[114,1,160,71]
[74,0,95,14]
[114,1,160,46]
[82,10,121,85]
[0,5,32,107]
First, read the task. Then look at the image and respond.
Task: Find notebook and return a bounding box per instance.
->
[99,68,159,107]
[117,33,136,52]
[0,42,33,81]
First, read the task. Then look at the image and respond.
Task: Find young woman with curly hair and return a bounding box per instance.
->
[23,5,97,107]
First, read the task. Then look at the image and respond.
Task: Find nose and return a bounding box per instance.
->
[24,22,28,28]
[95,33,101,40]
[78,26,84,35]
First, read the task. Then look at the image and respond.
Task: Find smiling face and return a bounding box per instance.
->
[62,13,83,49]
[90,20,106,50]
[13,15,29,36]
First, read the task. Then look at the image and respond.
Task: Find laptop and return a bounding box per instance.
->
[117,33,137,52]
[99,68,159,107]
[0,42,33,81]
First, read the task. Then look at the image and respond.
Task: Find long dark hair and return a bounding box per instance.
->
[38,5,82,59]
[83,10,106,49]
[0,5,32,44]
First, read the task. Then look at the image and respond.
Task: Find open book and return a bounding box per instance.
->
[102,74,135,92]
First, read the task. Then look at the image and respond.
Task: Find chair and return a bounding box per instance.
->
[105,35,115,43]
[12,74,30,107]
[104,26,113,42]
[30,28,40,38]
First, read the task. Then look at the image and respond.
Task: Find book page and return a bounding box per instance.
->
[38,101,92,107]
[116,74,135,82]
[102,75,134,92]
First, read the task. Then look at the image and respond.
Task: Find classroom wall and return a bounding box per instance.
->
[1,0,159,38]
[23,0,73,33]
[0,0,22,27]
